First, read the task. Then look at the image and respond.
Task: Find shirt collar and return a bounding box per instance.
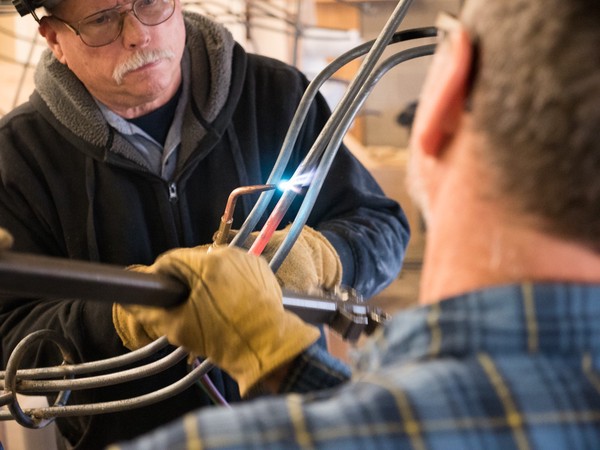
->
[355,282,600,372]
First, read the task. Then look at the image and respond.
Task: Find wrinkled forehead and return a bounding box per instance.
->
[49,0,125,18]
[50,0,173,18]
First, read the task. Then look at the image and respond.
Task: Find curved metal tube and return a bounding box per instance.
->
[0,330,199,427]
[12,348,188,393]
[270,44,437,271]
[0,359,214,422]
[3,330,75,428]
[0,336,170,383]
[231,24,436,249]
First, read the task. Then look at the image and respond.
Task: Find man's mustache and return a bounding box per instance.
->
[113,48,176,84]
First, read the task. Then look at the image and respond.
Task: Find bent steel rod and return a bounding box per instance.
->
[231,25,435,250]
[0,250,187,307]
[0,337,170,381]
[270,44,437,271]
[0,250,381,331]
[0,358,215,423]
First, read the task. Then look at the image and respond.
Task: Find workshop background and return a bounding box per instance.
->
[0,0,459,448]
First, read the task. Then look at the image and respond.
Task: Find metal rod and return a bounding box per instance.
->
[0,251,187,307]
[213,184,275,247]
[0,359,214,422]
[0,336,170,381]
[0,250,377,331]
[270,44,437,271]
[231,26,435,251]
[8,348,188,393]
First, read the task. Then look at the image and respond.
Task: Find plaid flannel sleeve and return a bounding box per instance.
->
[278,343,352,394]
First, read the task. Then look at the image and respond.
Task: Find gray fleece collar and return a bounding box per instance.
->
[34,11,235,154]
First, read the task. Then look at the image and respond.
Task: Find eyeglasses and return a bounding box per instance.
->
[51,0,176,48]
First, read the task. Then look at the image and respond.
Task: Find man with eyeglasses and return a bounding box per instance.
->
[0,0,410,448]
[105,0,600,448]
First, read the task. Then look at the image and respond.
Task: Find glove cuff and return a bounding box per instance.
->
[112,303,156,351]
[232,313,321,396]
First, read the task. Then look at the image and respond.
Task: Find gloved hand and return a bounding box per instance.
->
[115,246,320,396]
[240,225,343,296]
[113,244,211,351]
[113,302,159,351]
[0,228,13,250]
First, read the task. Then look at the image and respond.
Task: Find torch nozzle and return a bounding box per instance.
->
[212,184,276,247]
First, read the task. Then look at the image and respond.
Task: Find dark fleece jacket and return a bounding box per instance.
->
[0,11,409,450]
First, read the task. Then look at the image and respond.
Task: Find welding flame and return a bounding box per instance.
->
[277,171,314,193]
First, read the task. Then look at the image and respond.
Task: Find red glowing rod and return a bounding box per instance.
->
[247,173,311,257]
[247,192,295,256]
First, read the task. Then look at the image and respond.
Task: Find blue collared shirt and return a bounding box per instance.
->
[97,52,191,181]
[111,283,600,449]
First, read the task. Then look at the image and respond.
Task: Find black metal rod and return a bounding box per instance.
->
[0,251,352,327]
[0,251,187,307]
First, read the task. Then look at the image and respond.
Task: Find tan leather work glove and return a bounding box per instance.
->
[0,228,13,250]
[113,244,212,351]
[115,246,321,396]
[243,225,343,296]
[113,302,159,351]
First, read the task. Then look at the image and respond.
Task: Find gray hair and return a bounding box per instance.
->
[462,0,600,249]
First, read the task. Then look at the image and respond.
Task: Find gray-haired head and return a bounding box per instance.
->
[460,0,600,249]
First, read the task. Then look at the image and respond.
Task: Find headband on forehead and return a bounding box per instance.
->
[12,0,63,19]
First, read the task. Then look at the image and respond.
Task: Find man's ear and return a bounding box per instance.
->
[38,17,66,64]
[412,25,473,157]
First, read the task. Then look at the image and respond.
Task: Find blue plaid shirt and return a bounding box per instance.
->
[111,283,600,449]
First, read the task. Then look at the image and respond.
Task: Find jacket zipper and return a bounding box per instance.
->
[166,180,184,246]
[168,182,178,203]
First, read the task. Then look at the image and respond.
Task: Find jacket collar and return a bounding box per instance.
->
[34,11,238,162]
